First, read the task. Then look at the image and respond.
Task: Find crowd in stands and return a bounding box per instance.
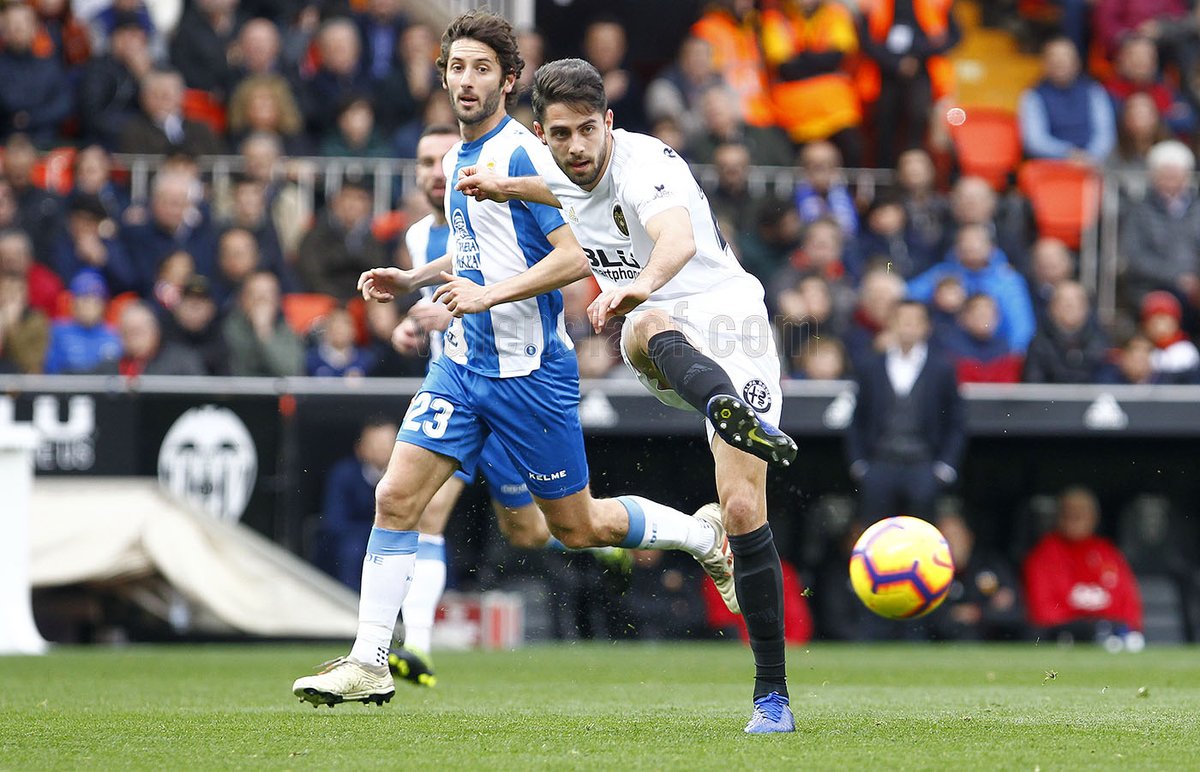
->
[0,0,1198,388]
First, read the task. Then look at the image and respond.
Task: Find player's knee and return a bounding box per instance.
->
[374,476,422,527]
[552,527,596,550]
[498,514,549,549]
[632,309,673,343]
[721,492,764,534]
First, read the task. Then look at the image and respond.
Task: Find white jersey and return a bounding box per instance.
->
[404,213,450,360]
[442,115,574,379]
[532,129,766,311]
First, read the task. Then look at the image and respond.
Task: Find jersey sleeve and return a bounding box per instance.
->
[509,144,568,238]
[622,152,693,226]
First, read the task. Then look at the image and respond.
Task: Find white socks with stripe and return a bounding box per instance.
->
[399,534,447,655]
[349,527,418,668]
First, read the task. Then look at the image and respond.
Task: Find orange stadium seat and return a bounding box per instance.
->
[1017,160,1101,249]
[53,288,73,320]
[949,107,1021,191]
[282,293,338,336]
[371,210,408,243]
[32,147,76,194]
[182,89,227,135]
[104,291,139,326]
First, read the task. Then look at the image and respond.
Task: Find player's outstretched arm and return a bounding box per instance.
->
[456,166,562,208]
[357,255,453,302]
[431,224,589,316]
[587,207,696,330]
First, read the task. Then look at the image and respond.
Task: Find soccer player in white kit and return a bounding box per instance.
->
[291,12,736,711]
[455,58,796,734]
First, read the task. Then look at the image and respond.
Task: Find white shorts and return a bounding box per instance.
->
[619,291,784,442]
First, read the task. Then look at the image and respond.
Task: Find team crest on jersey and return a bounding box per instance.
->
[742,379,772,412]
[451,208,480,271]
[612,204,629,237]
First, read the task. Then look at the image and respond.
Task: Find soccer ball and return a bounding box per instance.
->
[849,516,955,619]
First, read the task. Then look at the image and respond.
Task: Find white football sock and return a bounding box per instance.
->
[617,495,715,557]
[349,527,418,668]
[400,534,446,655]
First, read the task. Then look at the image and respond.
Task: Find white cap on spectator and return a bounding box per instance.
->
[1147,140,1195,172]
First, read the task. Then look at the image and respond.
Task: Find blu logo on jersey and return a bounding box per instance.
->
[452,208,481,271]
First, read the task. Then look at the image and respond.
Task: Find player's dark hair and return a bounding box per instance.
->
[420,123,459,139]
[436,10,524,111]
[531,58,607,123]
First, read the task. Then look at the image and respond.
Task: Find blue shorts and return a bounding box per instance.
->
[452,434,534,508]
[398,353,589,500]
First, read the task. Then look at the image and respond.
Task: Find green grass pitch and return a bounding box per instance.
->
[1,642,1198,769]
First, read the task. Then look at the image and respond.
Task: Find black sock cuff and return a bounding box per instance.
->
[646,329,690,359]
[728,522,774,558]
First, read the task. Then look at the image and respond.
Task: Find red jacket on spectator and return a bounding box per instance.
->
[26,261,63,316]
[1094,0,1189,56]
[1106,76,1175,117]
[1022,531,1143,631]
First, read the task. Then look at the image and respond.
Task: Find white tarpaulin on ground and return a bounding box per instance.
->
[28,478,357,638]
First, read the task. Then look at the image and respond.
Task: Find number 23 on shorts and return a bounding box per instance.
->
[402,392,455,439]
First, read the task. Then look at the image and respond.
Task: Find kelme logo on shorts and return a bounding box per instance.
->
[742,379,772,412]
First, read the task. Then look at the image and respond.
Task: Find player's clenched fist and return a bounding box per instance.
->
[456,165,510,203]
[358,266,414,302]
[431,271,492,316]
[587,283,651,332]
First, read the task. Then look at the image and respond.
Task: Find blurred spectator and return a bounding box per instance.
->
[1120,141,1200,316]
[942,293,1024,384]
[0,228,62,316]
[1023,486,1144,647]
[237,132,309,258]
[300,18,371,140]
[1018,37,1115,165]
[1104,36,1195,137]
[1141,290,1200,383]
[226,74,309,154]
[212,227,264,307]
[928,274,966,342]
[321,94,391,158]
[690,0,774,129]
[856,0,960,167]
[908,224,1037,353]
[51,193,138,294]
[77,13,153,149]
[1028,237,1076,322]
[365,299,427,377]
[1107,93,1168,199]
[70,145,129,220]
[0,3,74,146]
[150,249,196,312]
[393,90,457,159]
[357,0,408,82]
[86,0,159,58]
[705,141,763,239]
[850,193,935,282]
[1098,334,1161,385]
[924,512,1025,641]
[222,177,286,280]
[844,267,905,368]
[688,86,793,166]
[318,416,398,590]
[169,0,241,98]
[645,36,724,140]
[945,175,1033,276]
[575,334,619,378]
[375,23,439,135]
[512,28,546,128]
[222,271,304,376]
[896,148,950,264]
[846,300,965,522]
[773,272,849,373]
[649,116,690,160]
[161,275,229,375]
[1023,281,1109,383]
[795,140,857,236]
[1093,0,1190,59]
[118,68,222,156]
[583,17,647,132]
[229,17,282,84]
[307,305,372,377]
[33,0,93,68]
[738,197,803,282]
[43,270,121,374]
[297,179,386,299]
[121,171,217,293]
[766,216,853,302]
[93,299,206,376]
[3,134,65,259]
[794,335,848,380]
[758,0,864,166]
[0,273,50,373]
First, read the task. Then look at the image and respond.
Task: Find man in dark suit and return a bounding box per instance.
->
[846,300,965,522]
[118,68,222,157]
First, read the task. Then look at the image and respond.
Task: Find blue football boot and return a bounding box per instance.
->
[744,692,795,734]
[706,395,797,469]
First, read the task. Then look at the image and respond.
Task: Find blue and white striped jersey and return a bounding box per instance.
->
[404,213,450,361]
[441,116,573,379]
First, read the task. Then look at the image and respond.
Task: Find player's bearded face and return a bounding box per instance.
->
[445,39,510,126]
[539,105,613,190]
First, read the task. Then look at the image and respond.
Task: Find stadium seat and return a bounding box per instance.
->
[182,89,227,135]
[948,107,1021,191]
[345,296,370,345]
[371,211,408,243]
[53,289,73,320]
[1017,160,1100,249]
[104,291,139,326]
[282,293,337,336]
[32,147,77,195]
